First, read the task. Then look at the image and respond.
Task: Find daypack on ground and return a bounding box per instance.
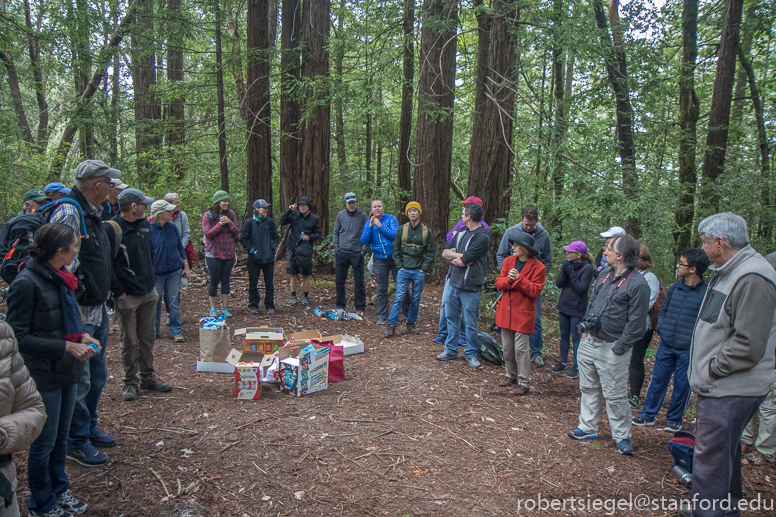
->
[477,331,504,367]
[1,199,85,284]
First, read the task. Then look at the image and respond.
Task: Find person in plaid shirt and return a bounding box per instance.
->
[202,190,239,318]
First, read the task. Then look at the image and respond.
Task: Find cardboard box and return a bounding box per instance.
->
[234,327,285,354]
[287,329,323,344]
[278,343,330,397]
[234,364,261,400]
[325,334,365,356]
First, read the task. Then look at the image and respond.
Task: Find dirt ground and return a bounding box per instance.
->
[10,257,776,516]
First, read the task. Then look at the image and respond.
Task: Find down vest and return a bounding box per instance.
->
[654,278,707,351]
[0,321,47,508]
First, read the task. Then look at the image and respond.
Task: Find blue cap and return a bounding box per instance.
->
[253,199,271,209]
[118,188,153,206]
[44,182,72,194]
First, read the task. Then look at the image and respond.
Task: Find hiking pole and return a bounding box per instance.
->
[490,292,503,310]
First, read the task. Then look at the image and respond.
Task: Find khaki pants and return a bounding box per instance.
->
[742,380,776,462]
[0,461,20,517]
[577,336,632,441]
[501,329,530,387]
[116,290,159,386]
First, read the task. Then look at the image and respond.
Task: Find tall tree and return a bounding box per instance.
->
[467,0,517,235]
[673,0,699,257]
[333,0,347,174]
[547,0,566,236]
[279,0,302,209]
[166,0,186,180]
[24,0,49,152]
[396,0,415,218]
[297,0,331,236]
[246,0,273,216]
[71,0,94,158]
[215,0,229,191]
[413,0,458,258]
[699,0,745,215]
[593,0,639,237]
[226,0,248,120]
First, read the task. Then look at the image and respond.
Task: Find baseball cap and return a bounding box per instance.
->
[600,226,626,238]
[344,192,357,203]
[74,159,121,180]
[563,240,588,255]
[23,189,51,202]
[44,182,71,194]
[253,199,271,209]
[150,199,177,217]
[111,178,129,189]
[460,196,483,205]
[118,188,153,206]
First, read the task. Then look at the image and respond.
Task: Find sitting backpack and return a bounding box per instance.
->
[668,430,695,473]
[476,331,504,367]
[1,199,85,284]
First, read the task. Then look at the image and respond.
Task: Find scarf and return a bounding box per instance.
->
[253,214,264,223]
[51,265,85,343]
[172,210,180,221]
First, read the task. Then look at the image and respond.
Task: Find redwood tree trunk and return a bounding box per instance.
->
[226,0,249,121]
[24,0,48,152]
[131,0,161,182]
[396,0,415,218]
[246,0,273,217]
[73,0,94,159]
[0,50,35,149]
[548,0,565,237]
[414,0,458,261]
[700,0,745,215]
[166,0,185,180]
[215,0,229,191]
[279,0,302,210]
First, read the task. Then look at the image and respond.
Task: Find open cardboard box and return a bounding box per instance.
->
[234,326,285,354]
[324,334,364,356]
[278,342,330,397]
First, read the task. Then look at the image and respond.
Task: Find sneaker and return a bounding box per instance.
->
[140,378,172,392]
[458,338,467,346]
[510,385,530,396]
[551,361,567,373]
[355,311,364,317]
[564,365,579,379]
[267,308,275,314]
[436,352,458,361]
[29,506,72,517]
[406,323,420,335]
[90,427,116,448]
[209,308,218,318]
[250,306,259,315]
[173,334,184,343]
[465,356,481,368]
[301,296,309,305]
[662,421,682,433]
[376,318,387,325]
[58,490,88,514]
[432,335,446,343]
[122,383,138,401]
[290,295,298,306]
[632,416,654,427]
[221,307,233,318]
[67,441,108,467]
[384,326,395,338]
[616,438,635,456]
[568,427,597,440]
[531,355,545,367]
[629,395,640,409]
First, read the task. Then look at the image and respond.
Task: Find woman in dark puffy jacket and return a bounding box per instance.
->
[553,240,595,380]
[6,223,100,517]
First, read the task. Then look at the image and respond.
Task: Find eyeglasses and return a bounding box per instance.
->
[677,261,689,268]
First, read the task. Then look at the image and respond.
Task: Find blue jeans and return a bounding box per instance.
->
[388,269,425,327]
[28,384,77,513]
[437,277,466,338]
[68,311,109,447]
[529,294,543,356]
[638,342,692,424]
[155,269,183,336]
[443,286,481,359]
[558,312,582,366]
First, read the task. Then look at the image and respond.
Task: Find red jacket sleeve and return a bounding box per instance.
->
[513,259,546,298]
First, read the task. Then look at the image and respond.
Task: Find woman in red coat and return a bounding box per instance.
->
[495,232,546,396]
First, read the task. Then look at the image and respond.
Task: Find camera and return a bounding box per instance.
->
[577,315,600,334]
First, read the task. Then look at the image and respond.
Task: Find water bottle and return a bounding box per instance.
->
[181,272,188,290]
[673,465,692,485]
[300,231,305,240]
[314,307,324,318]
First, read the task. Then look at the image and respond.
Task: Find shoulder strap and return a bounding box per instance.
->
[104,220,123,259]
[401,223,409,246]
[421,224,428,245]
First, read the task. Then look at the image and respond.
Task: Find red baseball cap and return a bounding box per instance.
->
[460,196,483,205]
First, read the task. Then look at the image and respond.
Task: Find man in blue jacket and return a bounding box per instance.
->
[632,248,709,432]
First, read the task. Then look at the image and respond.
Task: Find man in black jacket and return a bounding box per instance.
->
[240,199,279,315]
[50,159,120,466]
[106,189,172,402]
[279,196,320,305]
[332,192,368,315]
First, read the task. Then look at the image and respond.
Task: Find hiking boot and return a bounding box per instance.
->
[662,421,682,433]
[266,308,275,314]
[510,385,530,396]
[632,416,654,427]
[301,296,309,305]
[406,323,420,335]
[432,335,446,343]
[465,356,481,368]
[140,378,172,393]
[173,334,184,343]
[436,352,458,361]
[551,361,567,373]
[499,377,517,387]
[250,306,259,315]
[290,295,298,306]
[122,383,138,401]
[67,441,108,467]
[29,506,72,517]
[567,427,597,440]
[58,490,88,515]
[531,355,545,367]
[564,365,579,379]
[616,438,635,456]
[384,326,395,338]
[221,307,233,318]
[90,427,116,448]
[209,308,218,318]
[629,395,640,410]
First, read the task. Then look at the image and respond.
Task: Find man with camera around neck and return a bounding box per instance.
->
[567,235,650,456]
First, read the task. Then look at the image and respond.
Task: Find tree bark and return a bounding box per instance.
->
[548,0,565,237]
[214,0,229,192]
[108,3,120,164]
[268,0,279,47]
[414,0,458,262]
[72,0,94,159]
[24,0,48,152]
[673,0,699,258]
[0,50,35,149]
[279,0,302,210]
[297,0,331,238]
[333,0,347,174]
[166,0,185,180]
[131,0,161,182]
[396,0,415,218]
[225,0,249,121]
[246,0,273,217]
[699,0,744,215]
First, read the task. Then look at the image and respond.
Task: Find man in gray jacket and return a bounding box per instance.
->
[333,193,368,315]
[684,213,776,517]
[497,207,553,367]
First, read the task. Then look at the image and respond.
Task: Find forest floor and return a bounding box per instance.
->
[11,257,776,516]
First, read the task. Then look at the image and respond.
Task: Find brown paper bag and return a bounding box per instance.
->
[199,327,231,362]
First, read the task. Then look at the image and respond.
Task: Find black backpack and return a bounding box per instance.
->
[1,199,85,284]
[476,331,505,367]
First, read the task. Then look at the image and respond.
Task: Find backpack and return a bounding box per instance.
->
[476,331,504,367]
[649,279,666,330]
[668,430,695,473]
[103,219,124,260]
[1,199,85,284]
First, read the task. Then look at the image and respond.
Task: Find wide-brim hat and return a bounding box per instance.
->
[508,231,538,256]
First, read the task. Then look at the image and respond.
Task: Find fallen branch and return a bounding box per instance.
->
[415,417,479,452]
[150,468,172,501]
